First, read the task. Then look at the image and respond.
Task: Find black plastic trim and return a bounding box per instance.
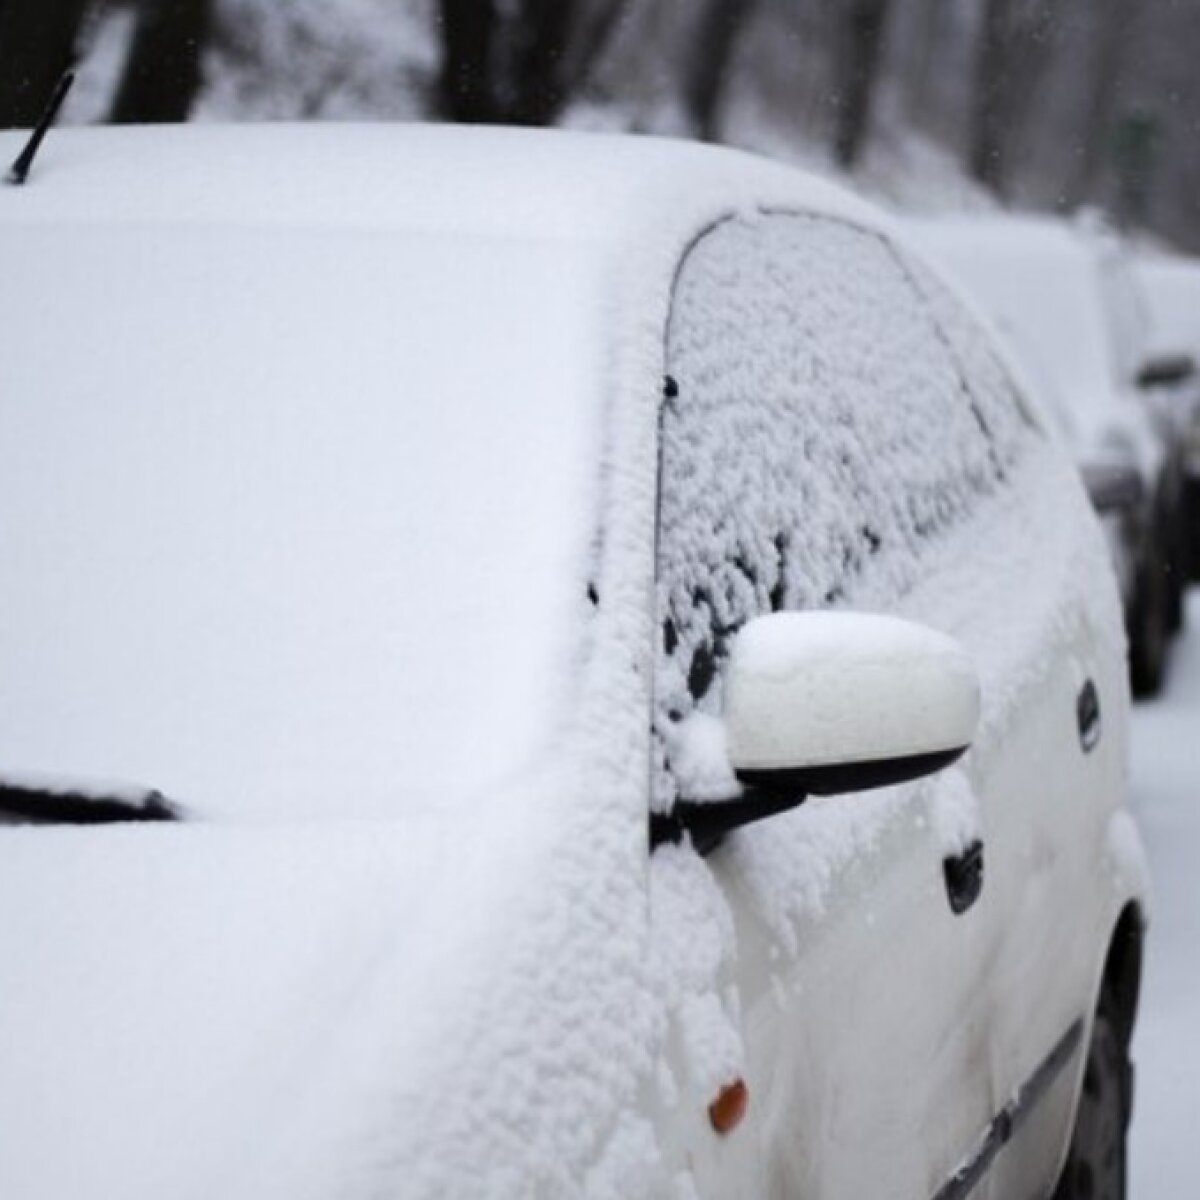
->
[0,782,179,825]
[944,840,985,915]
[1077,679,1101,753]
[650,746,968,855]
[650,788,805,855]
[736,746,967,798]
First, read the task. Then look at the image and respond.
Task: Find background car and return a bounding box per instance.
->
[907,214,1189,697]
[0,125,1147,1200]
[1133,251,1200,583]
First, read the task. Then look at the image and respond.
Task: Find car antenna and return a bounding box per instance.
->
[6,70,76,186]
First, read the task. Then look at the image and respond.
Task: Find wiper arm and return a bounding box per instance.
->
[0,776,181,825]
[6,70,75,187]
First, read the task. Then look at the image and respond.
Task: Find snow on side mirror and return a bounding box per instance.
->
[726,612,980,795]
[651,612,980,853]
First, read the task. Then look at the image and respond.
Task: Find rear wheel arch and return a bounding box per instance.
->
[1050,905,1145,1199]
[1102,902,1145,1050]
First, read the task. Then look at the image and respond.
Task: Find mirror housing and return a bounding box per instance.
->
[1137,352,1196,390]
[726,612,979,791]
[652,612,980,853]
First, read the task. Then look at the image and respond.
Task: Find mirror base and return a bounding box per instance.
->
[650,745,968,856]
[736,745,967,798]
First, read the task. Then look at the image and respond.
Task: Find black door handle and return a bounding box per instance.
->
[944,840,984,915]
[1077,679,1101,753]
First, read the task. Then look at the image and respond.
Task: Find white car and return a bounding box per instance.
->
[0,126,1146,1200]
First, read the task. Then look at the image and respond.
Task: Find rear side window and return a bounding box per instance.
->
[654,214,1033,808]
[900,251,1038,465]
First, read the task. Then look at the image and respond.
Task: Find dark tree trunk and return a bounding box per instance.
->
[110,0,212,124]
[506,0,571,124]
[566,0,629,96]
[683,0,756,142]
[437,0,624,127]
[970,0,1056,195]
[0,0,90,129]
[437,0,500,122]
[905,0,950,126]
[833,0,890,168]
[1065,0,1138,209]
[971,0,1012,191]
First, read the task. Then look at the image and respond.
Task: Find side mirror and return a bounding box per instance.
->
[1080,459,1145,514]
[1137,353,1196,390]
[653,612,980,852]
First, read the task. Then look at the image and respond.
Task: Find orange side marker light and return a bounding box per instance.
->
[708,1078,749,1135]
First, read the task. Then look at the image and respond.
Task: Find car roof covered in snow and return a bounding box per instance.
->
[0,121,886,245]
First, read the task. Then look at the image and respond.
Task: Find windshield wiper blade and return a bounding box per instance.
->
[0,777,181,825]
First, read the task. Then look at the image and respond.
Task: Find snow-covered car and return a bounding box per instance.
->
[0,126,1147,1200]
[1134,252,1200,581]
[906,214,1189,697]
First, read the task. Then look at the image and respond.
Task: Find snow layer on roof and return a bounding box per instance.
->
[0,123,880,244]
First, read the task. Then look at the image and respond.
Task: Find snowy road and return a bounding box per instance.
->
[1130,592,1200,1193]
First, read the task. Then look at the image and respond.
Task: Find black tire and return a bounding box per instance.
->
[1052,988,1130,1200]
[1186,479,1200,583]
[1129,551,1170,699]
[1167,571,1185,636]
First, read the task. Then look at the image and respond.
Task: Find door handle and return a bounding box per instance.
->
[944,840,984,915]
[1077,679,1101,753]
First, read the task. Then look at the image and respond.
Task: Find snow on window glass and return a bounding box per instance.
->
[901,250,1037,475]
[654,214,1035,809]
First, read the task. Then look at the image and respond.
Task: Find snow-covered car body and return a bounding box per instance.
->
[0,126,1146,1200]
[907,214,1187,694]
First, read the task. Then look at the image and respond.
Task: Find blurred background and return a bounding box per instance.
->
[2,0,1199,249]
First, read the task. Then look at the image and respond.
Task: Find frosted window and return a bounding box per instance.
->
[654,215,1035,808]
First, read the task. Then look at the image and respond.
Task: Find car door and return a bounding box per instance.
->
[651,212,1065,1199]
[898,250,1132,1199]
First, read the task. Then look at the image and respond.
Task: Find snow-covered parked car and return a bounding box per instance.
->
[0,126,1147,1200]
[1134,251,1200,581]
[907,214,1189,697]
